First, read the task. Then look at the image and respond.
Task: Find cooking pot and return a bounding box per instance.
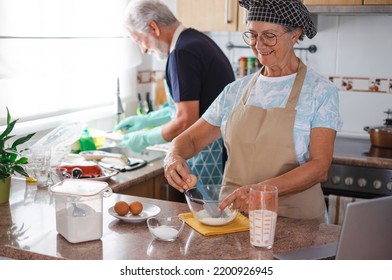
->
[364,109,392,149]
[364,126,392,149]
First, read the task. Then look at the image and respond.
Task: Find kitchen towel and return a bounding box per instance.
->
[328,194,365,225]
[178,212,249,236]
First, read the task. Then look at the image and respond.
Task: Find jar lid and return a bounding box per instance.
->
[50,179,111,197]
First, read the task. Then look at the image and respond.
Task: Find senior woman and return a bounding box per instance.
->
[164,0,341,223]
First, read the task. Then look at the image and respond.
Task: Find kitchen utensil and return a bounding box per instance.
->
[69,168,87,217]
[137,92,148,115]
[186,174,225,218]
[98,158,146,172]
[79,150,129,163]
[184,184,238,226]
[364,109,392,149]
[249,185,278,249]
[50,179,112,243]
[147,216,184,241]
[72,203,86,217]
[194,180,223,218]
[146,92,154,113]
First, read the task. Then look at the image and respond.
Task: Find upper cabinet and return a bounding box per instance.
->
[303,0,392,14]
[177,0,248,32]
[176,0,392,33]
[303,0,363,4]
[303,0,392,3]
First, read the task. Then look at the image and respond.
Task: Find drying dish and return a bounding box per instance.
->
[184,184,238,226]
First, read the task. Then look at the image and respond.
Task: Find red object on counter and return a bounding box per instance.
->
[58,162,103,178]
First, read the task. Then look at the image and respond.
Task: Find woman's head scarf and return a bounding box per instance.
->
[238,0,317,39]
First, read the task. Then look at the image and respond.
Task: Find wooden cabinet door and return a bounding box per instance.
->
[177,0,238,32]
[363,0,392,4]
[303,0,362,4]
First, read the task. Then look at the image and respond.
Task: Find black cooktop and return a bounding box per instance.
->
[334,137,392,160]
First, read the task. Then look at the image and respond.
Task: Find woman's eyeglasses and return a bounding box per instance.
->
[242,31,290,47]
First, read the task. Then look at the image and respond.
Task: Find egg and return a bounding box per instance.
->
[129,201,143,215]
[114,200,129,216]
[188,174,198,189]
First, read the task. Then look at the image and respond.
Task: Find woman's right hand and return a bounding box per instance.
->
[163,152,191,193]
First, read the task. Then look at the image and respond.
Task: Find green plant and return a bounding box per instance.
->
[0,107,36,181]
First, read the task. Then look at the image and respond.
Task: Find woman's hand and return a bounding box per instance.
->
[218,185,254,214]
[163,152,191,193]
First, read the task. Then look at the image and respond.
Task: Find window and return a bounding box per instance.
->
[0,0,139,135]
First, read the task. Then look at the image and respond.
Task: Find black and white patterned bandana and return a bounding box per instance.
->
[238,0,317,39]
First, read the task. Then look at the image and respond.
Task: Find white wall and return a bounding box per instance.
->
[208,15,392,139]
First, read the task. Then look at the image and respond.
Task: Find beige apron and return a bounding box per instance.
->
[222,60,325,222]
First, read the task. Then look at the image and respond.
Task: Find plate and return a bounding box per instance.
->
[108,202,161,223]
[83,170,118,181]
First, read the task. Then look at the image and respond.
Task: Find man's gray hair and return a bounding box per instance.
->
[124,0,178,32]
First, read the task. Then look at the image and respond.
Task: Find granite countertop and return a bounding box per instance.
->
[333,155,392,169]
[332,137,392,169]
[0,177,340,260]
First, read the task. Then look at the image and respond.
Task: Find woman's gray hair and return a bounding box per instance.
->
[283,25,304,41]
[124,0,178,33]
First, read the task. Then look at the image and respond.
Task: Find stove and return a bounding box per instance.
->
[322,137,392,199]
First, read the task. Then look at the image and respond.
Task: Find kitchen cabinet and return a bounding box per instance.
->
[304,0,392,14]
[303,0,362,4]
[117,172,167,199]
[177,0,248,32]
[363,0,392,4]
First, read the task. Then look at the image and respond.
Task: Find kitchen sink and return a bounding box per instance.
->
[99,146,166,163]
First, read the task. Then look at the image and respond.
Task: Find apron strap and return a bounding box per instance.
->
[285,60,307,110]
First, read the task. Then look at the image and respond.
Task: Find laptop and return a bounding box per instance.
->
[273,195,392,260]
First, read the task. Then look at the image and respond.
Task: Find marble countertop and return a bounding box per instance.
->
[0,177,340,260]
[332,137,392,169]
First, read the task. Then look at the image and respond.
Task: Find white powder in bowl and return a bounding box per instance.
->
[196,209,237,226]
[151,225,179,240]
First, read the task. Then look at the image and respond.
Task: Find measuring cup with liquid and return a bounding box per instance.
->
[249,185,278,249]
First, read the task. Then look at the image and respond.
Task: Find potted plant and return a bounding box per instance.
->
[0,107,35,203]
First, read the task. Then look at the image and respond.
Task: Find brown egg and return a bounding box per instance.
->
[114,200,129,216]
[188,174,198,189]
[129,201,143,215]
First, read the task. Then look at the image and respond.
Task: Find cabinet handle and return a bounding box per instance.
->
[225,0,232,24]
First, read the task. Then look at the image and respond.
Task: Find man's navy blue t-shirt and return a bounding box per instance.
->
[165,28,235,116]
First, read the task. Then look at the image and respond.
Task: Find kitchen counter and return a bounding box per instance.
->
[332,137,392,169]
[0,177,340,260]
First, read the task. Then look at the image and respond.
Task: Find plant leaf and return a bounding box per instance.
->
[11,133,36,149]
[15,156,29,164]
[14,165,29,177]
[0,119,17,140]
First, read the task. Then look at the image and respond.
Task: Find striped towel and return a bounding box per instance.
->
[328,194,365,225]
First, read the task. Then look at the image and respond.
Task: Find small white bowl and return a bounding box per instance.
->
[147,216,184,241]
